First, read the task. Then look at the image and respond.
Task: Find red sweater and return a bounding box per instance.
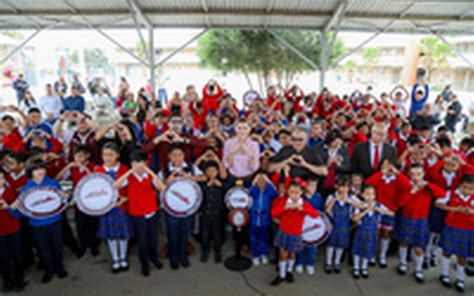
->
[2,128,25,152]
[444,189,474,231]
[0,186,20,236]
[6,171,28,194]
[427,159,474,190]
[70,162,96,186]
[271,197,319,236]
[127,173,158,217]
[398,182,446,219]
[365,172,413,212]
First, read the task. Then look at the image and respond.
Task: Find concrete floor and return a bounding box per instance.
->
[13,237,472,296]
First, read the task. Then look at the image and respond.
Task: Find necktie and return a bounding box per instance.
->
[373,145,380,170]
[106,170,116,180]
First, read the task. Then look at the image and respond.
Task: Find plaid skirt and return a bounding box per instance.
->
[428,208,446,234]
[274,230,304,252]
[99,208,132,240]
[327,223,351,249]
[379,214,395,231]
[441,225,474,258]
[352,226,377,259]
[394,215,429,248]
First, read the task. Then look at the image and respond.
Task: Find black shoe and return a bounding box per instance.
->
[170,262,179,270]
[430,258,437,267]
[352,269,360,279]
[14,280,29,292]
[215,252,222,263]
[361,269,369,279]
[414,271,424,284]
[57,269,68,279]
[285,272,294,283]
[369,260,376,267]
[41,272,53,284]
[423,260,429,270]
[201,251,209,263]
[141,265,150,277]
[152,260,163,270]
[378,259,388,269]
[334,264,341,274]
[397,264,407,275]
[270,276,285,286]
[180,260,190,268]
[439,275,452,288]
[76,248,86,259]
[112,261,121,274]
[91,247,100,257]
[120,260,129,272]
[2,280,14,293]
[455,280,465,292]
[324,264,333,274]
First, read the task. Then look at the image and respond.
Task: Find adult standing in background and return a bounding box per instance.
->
[39,84,63,125]
[12,73,29,106]
[71,74,86,95]
[63,86,85,113]
[54,76,68,95]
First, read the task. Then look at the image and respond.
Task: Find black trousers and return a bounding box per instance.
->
[131,214,159,268]
[201,213,222,253]
[0,231,24,284]
[61,212,80,253]
[20,219,35,266]
[75,210,100,251]
[32,221,64,274]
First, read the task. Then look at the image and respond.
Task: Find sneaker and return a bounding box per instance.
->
[295,265,304,274]
[334,264,341,274]
[414,271,424,284]
[252,257,260,266]
[306,266,315,275]
[324,264,333,274]
[352,269,360,279]
[361,269,369,279]
[270,276,285,286]
[120,260,129,271]
[378,257,388,269]
[439,275,452,288]
[112,261,121,273]
[261,256,269,265]
[455,280,465,292]
[397,263,407,275]
[285,272,294,283]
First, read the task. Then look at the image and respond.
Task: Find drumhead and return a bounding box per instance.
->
[161,178,203,218]
[18,186,68,218]
[227,209,250,228]
[301,212,333,245]
[224,186,253,209]
[73,173,118,216]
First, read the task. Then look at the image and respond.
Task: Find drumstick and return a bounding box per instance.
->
[170,190,190,205]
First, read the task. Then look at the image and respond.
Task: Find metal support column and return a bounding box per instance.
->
[319,32,328,91]
[0,29,42,65]
[149,27,156,96]
[434,31,474,69]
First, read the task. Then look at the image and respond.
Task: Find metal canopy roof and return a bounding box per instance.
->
[0,0,473,35]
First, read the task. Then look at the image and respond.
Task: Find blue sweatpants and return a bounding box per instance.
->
[249,225,270,258]
[296,244,317,266]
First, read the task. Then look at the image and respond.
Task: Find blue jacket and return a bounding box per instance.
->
[63,95,85,113]
[249,183,277,227]
[409,83,429,116]
[305,192,324,212]
[9,176,63,227]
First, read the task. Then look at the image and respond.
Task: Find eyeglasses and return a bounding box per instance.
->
[291,137,305,142]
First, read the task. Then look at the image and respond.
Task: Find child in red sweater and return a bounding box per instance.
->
[270,179,319,286]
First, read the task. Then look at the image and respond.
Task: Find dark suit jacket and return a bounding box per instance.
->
[351,141,397,178]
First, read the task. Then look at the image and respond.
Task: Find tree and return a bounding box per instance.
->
[197,29,345,90]
[418,37,454,81]
[362,47,380,82]
[84,48,109,65]
[343,59,358,83]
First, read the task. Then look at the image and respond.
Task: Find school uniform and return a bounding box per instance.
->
[296,193,325,267]
[95,164,132,240]
[126,172,161,269]
[0,186,25,287]
[351,202,386,259]
[395,182,445,248]
[9,177,65,276]
[437,189,474,258]
[159,163,202,266]
[325,194,355,249]
[271,197,319,253]
[248,183,277,258]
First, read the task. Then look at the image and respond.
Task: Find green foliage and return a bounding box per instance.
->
[362,47,380,67]
[419,37,454,71]
[84,48,109,65]
[197,29,345,85]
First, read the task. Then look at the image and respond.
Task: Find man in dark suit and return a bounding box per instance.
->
[351,122,397,178]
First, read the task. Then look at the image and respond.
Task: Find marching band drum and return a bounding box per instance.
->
[160,178,203,218]
[18,187,68,218]
[73,173,118,216]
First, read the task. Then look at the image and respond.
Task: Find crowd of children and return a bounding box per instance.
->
[0,77,473,293]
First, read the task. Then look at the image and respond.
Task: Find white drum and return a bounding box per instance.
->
[18,187,68,218]
[74,173,118,216]
[161,178,203,218]
[243,90,260,106]
[302,212,333,246]
[225,186,253,209]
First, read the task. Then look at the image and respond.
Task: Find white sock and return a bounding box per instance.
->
[279,261,287,279]
[118,239,128,260]
[326,246,334,265]
[440,256,450,276]
[353,255,360,270]
[456,264,465,282]
[380,238,390,260]
[362,258,369,270]
[335,248,344,265]
[415,254,424,272]
[107,240,119,261]
[287,259,295,272]
[399,246,408,265]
